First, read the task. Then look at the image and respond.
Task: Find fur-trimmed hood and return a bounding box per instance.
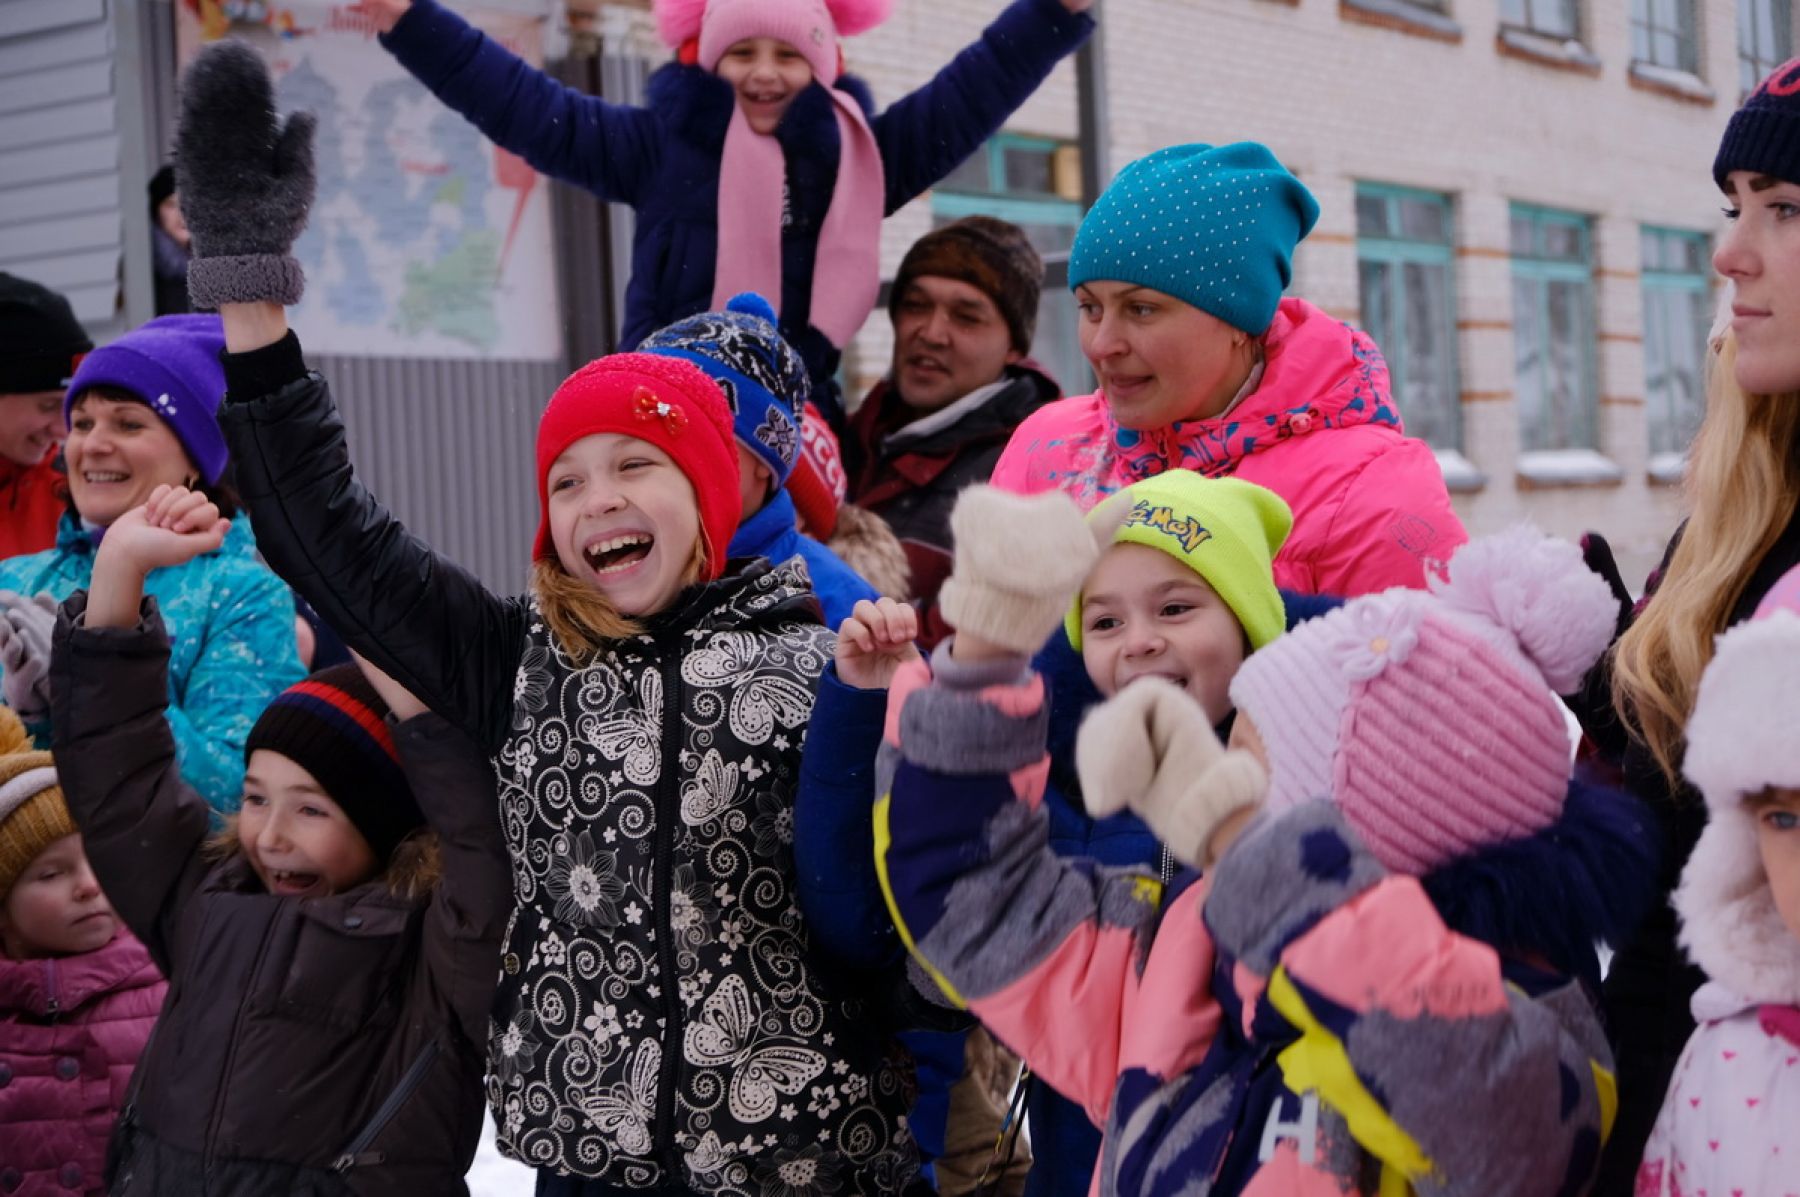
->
[1676,807,1800,1005]
[1679,599,1800,1005]
[828,503,911,600]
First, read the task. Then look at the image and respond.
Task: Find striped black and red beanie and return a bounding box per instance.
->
[1716,56,1800,188]
[244,664,422,862]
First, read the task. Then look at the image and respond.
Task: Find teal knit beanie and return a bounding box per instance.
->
[1069,142,1320,336]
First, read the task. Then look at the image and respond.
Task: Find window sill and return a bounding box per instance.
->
[1339,0,1462,43]
[1434,448,1487,493]
[1628,61,1716,105]
[1495,27,1602,76]
[1515,449,1624,489]
[1647,451,1687,486]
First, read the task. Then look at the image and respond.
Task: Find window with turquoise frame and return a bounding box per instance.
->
[1740,0,1793,97]
[932,134,1088,392]
[1641,227,1713,463]
[1509,205,1598,452]
[1355,184,1461,451]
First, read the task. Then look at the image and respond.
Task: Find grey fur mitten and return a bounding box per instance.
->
[937,486,1098,655]
[175,41,317,309]
[1076,677,1267,869]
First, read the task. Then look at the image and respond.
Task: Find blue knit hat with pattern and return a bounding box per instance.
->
[1069,142,1319,336]
[1715,57,1800,187]
[639,293,809,487]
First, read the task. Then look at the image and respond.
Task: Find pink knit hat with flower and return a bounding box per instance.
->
[653,0,892,347]
[1228,528,1617,875]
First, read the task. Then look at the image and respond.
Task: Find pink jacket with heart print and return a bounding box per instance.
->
[0,931,165,1194]
[988,297,1466,597]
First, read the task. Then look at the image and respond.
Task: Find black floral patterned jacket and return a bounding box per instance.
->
[217,338,922,1193]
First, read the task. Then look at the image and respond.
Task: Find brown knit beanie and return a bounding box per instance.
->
[889,216,1044,353]
[0,708,76,899]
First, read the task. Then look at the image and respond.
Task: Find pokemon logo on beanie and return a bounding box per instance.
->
[534,352,742,579]
[0,708,76,899]
[244,665,423,866]
[1677,563,1800,1003]
[1069,142,1319,337]
[1066,471,1291,652]
[640,293,810,492]
[1228,528,1616,875]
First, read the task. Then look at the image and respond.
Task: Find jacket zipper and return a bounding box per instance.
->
[205,909,279,1169]
[650,639,685,1178]
[331,1037,441,1172]
[44,956,59,1020]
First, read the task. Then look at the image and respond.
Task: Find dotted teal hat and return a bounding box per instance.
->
[1069,142,1319,336]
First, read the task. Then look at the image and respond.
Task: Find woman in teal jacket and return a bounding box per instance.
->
[0,315,301,811]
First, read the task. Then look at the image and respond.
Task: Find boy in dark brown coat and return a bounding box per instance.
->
[46,482,510,1196]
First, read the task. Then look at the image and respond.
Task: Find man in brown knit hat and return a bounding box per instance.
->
[839,216,1059,654]
[831,216,1053,1197]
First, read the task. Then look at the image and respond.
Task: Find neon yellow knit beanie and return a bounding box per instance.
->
[1066,472,1292,652]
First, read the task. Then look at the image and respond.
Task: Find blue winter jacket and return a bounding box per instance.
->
[0,515,303,812]
[731,489,877,629]
[794,591,1344,1197]
[379,0,1094,418]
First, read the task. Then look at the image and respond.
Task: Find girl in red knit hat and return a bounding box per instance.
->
[174,41,933,1196]
[343,0,1093,426]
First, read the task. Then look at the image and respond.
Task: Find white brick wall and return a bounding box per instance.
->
[601,0,1743,585]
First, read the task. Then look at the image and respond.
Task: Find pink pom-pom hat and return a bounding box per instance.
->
[653,0,894,83]
[1228,527,1618,875]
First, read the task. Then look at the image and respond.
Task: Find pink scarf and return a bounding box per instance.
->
[711,87,885,348]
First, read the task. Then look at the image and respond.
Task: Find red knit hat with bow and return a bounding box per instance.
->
[533,353,742,579]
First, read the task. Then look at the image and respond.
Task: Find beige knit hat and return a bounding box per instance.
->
[0,707,75,898]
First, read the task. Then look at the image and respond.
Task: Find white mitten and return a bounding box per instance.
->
[938,486,1099,655]
[1075,678,1268,868]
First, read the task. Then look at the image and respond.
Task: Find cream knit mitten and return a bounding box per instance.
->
[1076,678,1268,868]
[938,486,1099,655]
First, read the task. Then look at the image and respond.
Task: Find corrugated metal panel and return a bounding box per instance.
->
[0,0,121,326]
[312,352,562,595]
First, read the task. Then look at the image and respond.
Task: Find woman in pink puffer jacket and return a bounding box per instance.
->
[0,711,164,1195]
[991,142,1466,598]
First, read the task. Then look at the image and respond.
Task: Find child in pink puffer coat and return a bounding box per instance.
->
[0,709,165,1195]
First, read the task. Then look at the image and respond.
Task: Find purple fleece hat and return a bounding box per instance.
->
[65,313,229,485]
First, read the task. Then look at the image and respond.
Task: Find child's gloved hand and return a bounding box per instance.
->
[1076,678,1267,869]
[836,598,922,691]
[0,592,57,723]
[939,486,1099,656]
[175,41,317,309]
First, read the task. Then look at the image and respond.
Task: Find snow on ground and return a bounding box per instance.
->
[468,1109,536,1196]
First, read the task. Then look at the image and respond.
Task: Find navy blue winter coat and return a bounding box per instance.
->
[380,0,1094,420]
